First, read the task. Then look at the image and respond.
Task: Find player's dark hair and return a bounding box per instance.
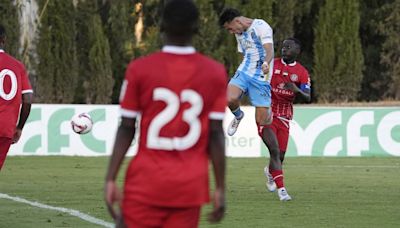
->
[286,37,302,50]
[219,8,241,27]
[160,0,199,37]
[0,24,6,39]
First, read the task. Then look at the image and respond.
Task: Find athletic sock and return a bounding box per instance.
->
[269,168,284,189]
[232,107,244,120]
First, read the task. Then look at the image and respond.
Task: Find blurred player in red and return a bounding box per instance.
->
[264,38,311,196]
[0,24,33,171]
[104,0,227,227]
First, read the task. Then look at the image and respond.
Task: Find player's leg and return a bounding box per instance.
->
[0,137,12,171]
[274,118,292,201]
[277,118,290,163]
[249,79,291,201]
[164,206,201,228]
[259,124,291,201]
[227,71,247,136]
[263,119,278,192]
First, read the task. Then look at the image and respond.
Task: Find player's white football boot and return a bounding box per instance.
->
[227,114,244,136]
[277,187,292,201]
[264,166,277,192]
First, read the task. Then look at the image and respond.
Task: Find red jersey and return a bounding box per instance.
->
[119,46,227,207]
[0,50,33,138]
[271,58,310,119]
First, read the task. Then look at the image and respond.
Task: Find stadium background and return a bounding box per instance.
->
[1,0,399,104]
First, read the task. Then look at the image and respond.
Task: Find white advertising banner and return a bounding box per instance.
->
[8,104,400,157]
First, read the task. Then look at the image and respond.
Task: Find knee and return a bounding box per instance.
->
[228,98,240,109]
[257,124,264,137]
[256,112,273,126]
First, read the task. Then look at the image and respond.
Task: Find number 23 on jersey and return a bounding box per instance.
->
[147,88,204,151]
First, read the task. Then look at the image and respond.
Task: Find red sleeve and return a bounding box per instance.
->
[209,66,227,120]
[20,64,33,94]
[119,61,140,118]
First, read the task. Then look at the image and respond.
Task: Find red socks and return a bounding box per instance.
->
[269,168,284,189]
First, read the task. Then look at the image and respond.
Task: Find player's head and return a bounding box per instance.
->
[0,24,6,48]
[219,8,245,34]
[160,0,199,45]
[281,38,301,62]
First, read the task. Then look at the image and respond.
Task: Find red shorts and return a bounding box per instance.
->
[122,199,201,228]
[266,117,290,153]
[0,137,12,170]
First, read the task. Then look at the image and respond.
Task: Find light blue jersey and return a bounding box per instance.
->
[229,19,274,107]
[235,19,274,83]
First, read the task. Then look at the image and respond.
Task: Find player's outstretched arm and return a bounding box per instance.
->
[207,119,226,223]
[13,93,33,144]
[104,117,136,220]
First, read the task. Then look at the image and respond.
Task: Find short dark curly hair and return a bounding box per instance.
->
[286,37,302,51]
[161,0,199,37]
[218,8,241,27]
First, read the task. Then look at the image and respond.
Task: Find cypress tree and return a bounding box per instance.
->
[104,0,135,103]
[313,0,364,102]
[272,0,296,51]
[359,0,392,101]
[378,0,400,99]
[76,0,113,104]
[36,0,78,103]
[0,1,20,58]
[135,1,163,57]
[193,0,224,62]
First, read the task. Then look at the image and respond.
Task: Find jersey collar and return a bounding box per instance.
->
[281,58,297,66]
[162,45,196,55]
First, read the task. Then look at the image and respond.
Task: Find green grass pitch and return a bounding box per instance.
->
[0,157,399,227]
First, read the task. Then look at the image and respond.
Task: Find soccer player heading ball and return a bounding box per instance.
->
[219,8,291,201]
[105,0,227,227]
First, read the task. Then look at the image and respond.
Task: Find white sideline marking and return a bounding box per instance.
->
[0,193,114,228]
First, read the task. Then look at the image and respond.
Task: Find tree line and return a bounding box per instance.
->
[0,0,399,104]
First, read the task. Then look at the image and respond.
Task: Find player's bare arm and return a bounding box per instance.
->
[105,117,136,220]
[262,43,273,74]
[13,93,33,144]
[284,82,311,102]
[207,119,226,223]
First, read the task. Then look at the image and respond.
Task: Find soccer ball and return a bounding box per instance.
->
[71,113,93,134]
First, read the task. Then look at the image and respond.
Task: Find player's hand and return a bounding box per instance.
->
[284,82,300,93]
[104,180,122,220]
[208,187,225,223]
[262,62,269,74]
[12,128,22,144]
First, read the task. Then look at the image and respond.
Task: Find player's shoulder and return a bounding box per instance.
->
[274,58,281,64]
[196,53,225,70]
[2,52,26,69]
[293,61,310,78]
[195,53,227,83]
[253,19,271,28]
[273,58,283,67]
[295,61,309,73]
[126,51,163,71]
